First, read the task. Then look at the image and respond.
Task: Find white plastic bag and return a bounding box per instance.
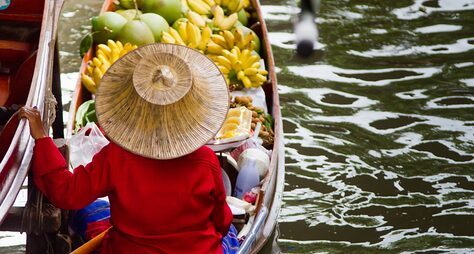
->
[68,122,109,169]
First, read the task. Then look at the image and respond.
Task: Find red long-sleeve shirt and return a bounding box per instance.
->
[33,137,232,254]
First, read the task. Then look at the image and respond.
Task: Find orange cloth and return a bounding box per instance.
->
[33,137,232,254]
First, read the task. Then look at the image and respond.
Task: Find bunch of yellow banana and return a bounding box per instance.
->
[215,0,243,14]
[187,0,215,16]
[161,22,212,52]
[207,28,255,54]
[211,5,238,30]
[185,10,208,28]
[81,40,137,94]
[211,46,268,89]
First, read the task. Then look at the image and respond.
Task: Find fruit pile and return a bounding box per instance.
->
[79,0,274,144]
[81,40,137,94]
[81,0,267,92]
[231,96,274,148]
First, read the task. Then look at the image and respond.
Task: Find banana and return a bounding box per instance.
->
[116,41,124,51]
[169,28,186,45]
[227,0,242,13]
[222,30,235,49]
[97,44,111,57]
[212,5,225,26]
[244,67,258,76]
[86,65,94,76]
[219,66,230,74]
[198,26,212,51]
[92,57,102,68]
[99,63,109,74]
[206,42,225,54]
[186,22,200,48]
[250,61,260,69]
[178,22,188,42]
[241,76,252,88]
[186,10,206,27]
[221,0,230,7]
[92,67,103,86]
[207,45,267,89]
[162,32,176,43]
[82,40,137,93]
[211,34,228,48]
[97,54,110,67]
[222,13,238,30]
[254,74,267,83]
[107,40,119,53]
[202,0,216,7]
[81,73,97,94]
[187,0,211,15]
[215,55,232,70]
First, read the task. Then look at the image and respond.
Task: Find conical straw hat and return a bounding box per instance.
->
[95,43,230,159]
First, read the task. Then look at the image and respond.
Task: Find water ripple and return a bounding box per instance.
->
[348,37,474,58]
[392,0,474,20]
[287,64,441,86]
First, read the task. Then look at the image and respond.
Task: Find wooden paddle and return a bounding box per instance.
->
[70,227,112,254]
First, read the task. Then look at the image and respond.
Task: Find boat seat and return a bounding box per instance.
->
[0,40,33,74]
[0,75,9,106]
[0,0,44,23]
[3,50,37,107]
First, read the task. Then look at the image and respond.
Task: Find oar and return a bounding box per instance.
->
[70,227,112,254]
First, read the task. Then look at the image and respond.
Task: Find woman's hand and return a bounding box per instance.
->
[18,106,47,140]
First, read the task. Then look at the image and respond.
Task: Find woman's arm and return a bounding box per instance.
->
[19,106,114,210]
[33,137,114,210]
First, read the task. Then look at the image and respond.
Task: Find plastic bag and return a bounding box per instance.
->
[230,122,271,162]
[68,122,109,169]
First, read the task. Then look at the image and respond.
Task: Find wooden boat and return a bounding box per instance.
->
[0,0,63,224]
[68,0,284,253]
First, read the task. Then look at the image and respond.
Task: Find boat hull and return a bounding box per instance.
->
[68,0,284,252]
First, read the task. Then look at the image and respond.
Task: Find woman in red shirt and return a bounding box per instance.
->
[19,43,233,254]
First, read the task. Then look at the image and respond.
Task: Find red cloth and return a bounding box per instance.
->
[33,137,232,254]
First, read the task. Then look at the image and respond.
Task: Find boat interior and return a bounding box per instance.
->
[0,0,44,107]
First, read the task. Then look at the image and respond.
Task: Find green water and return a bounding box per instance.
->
[2,0,474,253]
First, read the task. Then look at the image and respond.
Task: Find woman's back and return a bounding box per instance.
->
[103,143,231,253]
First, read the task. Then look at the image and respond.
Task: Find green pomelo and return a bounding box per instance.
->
[116,20,155,46]
[92,12,128,44]
[115,9,143,21]
[119,0,136,9]
[141,0,182,25]
[140,13,170,42]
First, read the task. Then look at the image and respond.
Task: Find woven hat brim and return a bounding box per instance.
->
[95,43,229,159]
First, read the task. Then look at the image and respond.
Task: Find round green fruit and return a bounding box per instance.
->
[115,9,142,20]
[119,0,136,9]
[92,12,128,44]
[140,13,169,42]
[116,20,155,46]
[237,9,248,27]
[141,0,182,25]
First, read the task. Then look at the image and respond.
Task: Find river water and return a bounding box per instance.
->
[2,0,474,253]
